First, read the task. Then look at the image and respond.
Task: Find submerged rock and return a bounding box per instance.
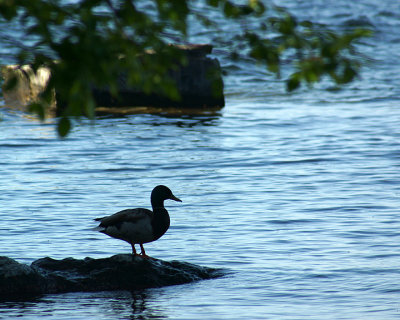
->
[0,255,224,299]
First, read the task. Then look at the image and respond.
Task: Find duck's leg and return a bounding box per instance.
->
[139,244,151,259]
[131,242,138,256]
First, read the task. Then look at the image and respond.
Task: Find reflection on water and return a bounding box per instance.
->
[97,291,167,320]
[0,291,167,320]
[130,291,166,320]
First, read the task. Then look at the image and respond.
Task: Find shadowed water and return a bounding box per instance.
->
[1,0,400,319]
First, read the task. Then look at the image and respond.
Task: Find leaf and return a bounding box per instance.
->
[249,0,266,15]
[84,97,96,119]
[286,77,300,92]
[0,2,18,20]
[299,20,313,28]
[278,14,297,35]
[3,74,18,91]
[351,28,373,38]
[341,65,357,83]
[206,0,219,7]
[28,102,46,121]
[223,1,238,18]
[57,117,71,137]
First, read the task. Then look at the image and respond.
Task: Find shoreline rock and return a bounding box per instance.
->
[1,44,225,116]
[0,255,225,300]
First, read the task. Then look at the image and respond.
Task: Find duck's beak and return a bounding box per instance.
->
[170,194,182,202]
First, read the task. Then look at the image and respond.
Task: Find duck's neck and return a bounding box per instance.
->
[151,197,165,211]
[151,199,170,241]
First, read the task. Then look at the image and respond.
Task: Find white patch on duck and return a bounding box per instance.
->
[102,211,154,244]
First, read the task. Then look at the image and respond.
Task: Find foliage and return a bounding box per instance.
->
[0,0,371,136]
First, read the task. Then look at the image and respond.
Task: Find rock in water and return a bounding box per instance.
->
[2,44,225,116]
[0,256,46,298]
[0,255,224,299]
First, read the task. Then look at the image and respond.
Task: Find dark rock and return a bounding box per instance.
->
[0,256,47,298]
[1,44,224,116]
[0,255,224,299]
[92,44,225,112]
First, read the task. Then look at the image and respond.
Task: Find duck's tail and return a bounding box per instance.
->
[92,217,106,232]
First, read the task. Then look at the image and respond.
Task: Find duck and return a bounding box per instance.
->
[94,185,182,258]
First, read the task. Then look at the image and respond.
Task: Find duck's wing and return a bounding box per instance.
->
[94,208,153,228]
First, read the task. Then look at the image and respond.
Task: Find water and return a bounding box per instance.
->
[1,0,400,319]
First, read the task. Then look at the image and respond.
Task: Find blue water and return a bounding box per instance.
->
[1,0,400,319]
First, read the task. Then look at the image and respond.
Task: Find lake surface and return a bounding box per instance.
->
[1,0,400,319]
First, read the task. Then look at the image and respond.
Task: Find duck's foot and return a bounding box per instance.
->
[139,253,155,260]
[138,244,155,259]
[130,252,154,260]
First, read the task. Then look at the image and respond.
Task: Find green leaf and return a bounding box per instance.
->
[249,0,266,15]
[0,1,18,20]
[3,74,18,91]
[206,0,220,7]
[352,28,373,38]
[278,14,297,35]
[342,65,357,83]
[299,20,313,28]
[286,77,300,92]
[57,117,71,137]
[28,102,46,121]
[223,1,237,17]
[85,97,96,119]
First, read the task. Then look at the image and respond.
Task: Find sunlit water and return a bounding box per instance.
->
[1,0,400,319]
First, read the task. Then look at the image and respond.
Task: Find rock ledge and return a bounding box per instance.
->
[0,255,224,299]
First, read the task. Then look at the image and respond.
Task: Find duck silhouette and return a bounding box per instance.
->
[94,185,181,258]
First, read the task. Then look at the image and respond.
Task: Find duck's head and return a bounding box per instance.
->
[151,185,182,205]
